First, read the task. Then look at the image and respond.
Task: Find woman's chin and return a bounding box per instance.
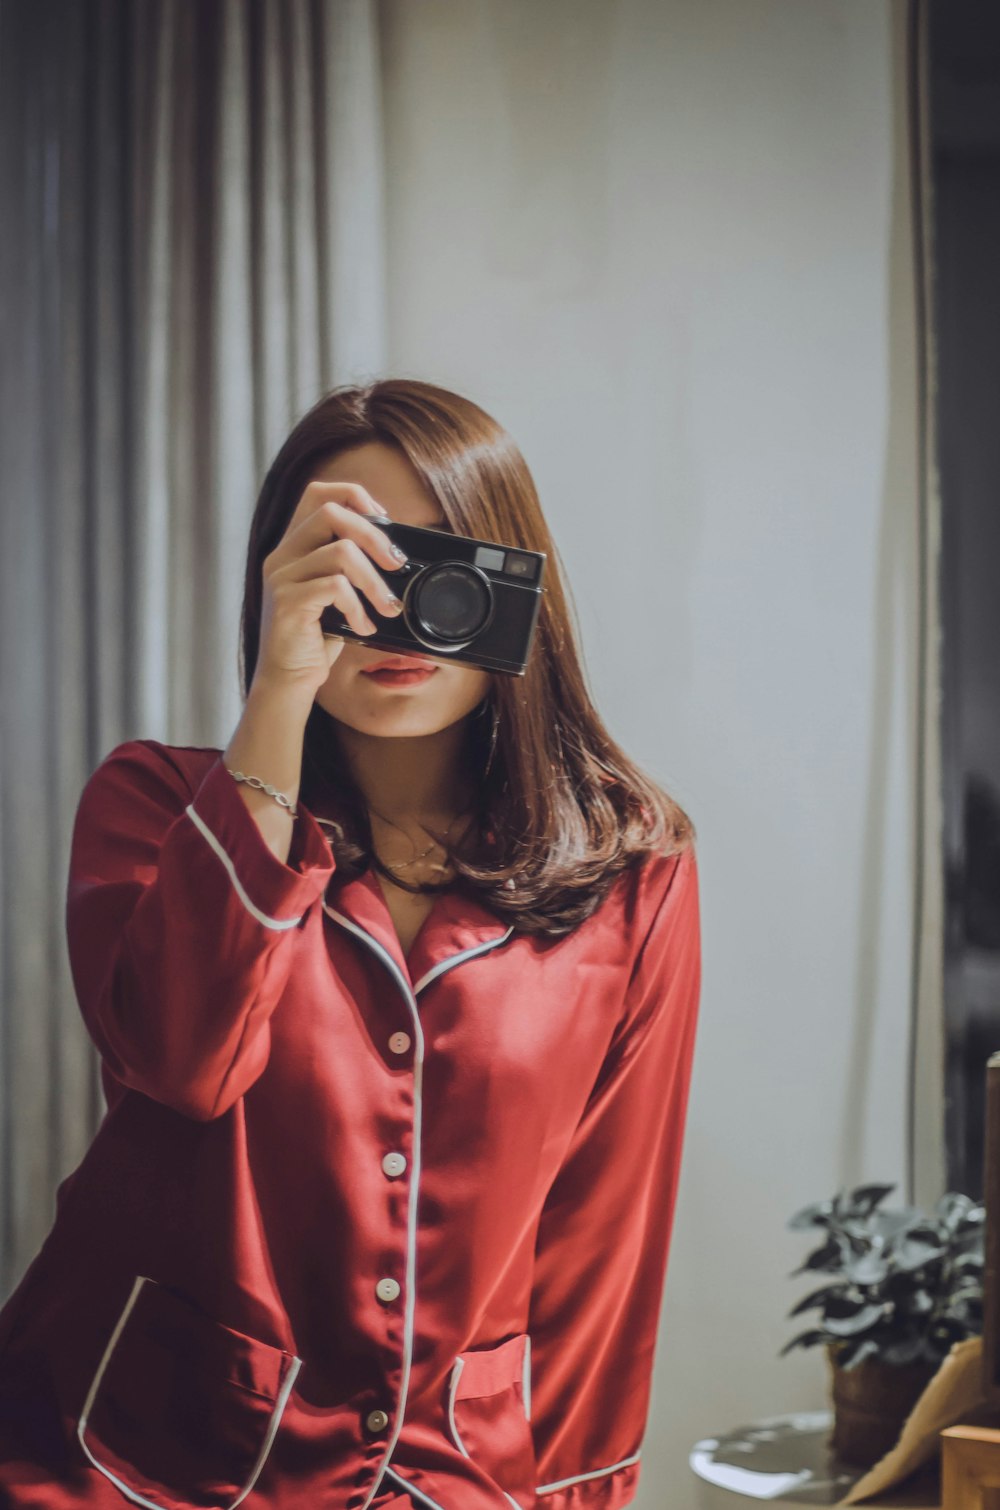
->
[319,706,449,739]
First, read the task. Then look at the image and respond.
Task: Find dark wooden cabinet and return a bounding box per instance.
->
[931,0,1000,1202]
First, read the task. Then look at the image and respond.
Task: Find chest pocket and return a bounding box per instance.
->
[446,1331,536,1509]
[76,1274,301,1510]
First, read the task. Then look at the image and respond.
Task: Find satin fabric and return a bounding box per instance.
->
[0,738,702,1509]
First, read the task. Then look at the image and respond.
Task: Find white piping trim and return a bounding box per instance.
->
[446,1357,470,1458]
[384,1463,525,1510]
[522,1334,532,1422]
[412,928,515,996]
[382,1465,450,1510]
[444,1348,529,1509]
[536,1450,642,1495]
[184,803,303,931]
[321,905,515,1510]
[76,1274,302,1510]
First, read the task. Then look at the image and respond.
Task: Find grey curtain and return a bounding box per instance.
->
[0,0,387,1298]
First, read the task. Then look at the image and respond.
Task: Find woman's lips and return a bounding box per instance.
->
[361,666,438,688]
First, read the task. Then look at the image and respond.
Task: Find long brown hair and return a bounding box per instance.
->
[239,379,695,937]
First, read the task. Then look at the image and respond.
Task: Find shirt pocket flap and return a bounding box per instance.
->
[453,1331,529,1401]
[78,1274,302,1510]
[447,1333,535,1507]
[129,1275,290,1398]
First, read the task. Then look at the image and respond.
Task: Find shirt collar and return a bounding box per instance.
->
[322,863,514,991]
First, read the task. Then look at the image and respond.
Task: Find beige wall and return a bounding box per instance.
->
[376,2,926,1504]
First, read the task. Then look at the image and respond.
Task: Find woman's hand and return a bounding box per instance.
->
[254,482,408,698]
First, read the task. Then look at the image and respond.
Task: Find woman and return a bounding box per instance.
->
[0,379,701,1510]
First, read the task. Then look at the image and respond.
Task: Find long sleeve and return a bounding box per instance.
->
[65,738,336,1122]
[527,844,702,1510]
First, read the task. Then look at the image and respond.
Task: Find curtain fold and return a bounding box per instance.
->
[0,0,387,1297]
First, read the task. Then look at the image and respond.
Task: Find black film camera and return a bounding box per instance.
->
[320,516,547,677]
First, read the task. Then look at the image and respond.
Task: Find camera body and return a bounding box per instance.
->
[320,516,547,676]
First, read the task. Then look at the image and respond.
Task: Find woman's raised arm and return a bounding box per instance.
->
[66,706,334,1124]
[66,480,407,1123]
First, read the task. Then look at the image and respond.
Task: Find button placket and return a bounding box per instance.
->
[320,898,515,1510]
[380,1042,408,1322]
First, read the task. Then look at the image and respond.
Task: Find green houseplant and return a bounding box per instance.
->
[781,1182,985,1466]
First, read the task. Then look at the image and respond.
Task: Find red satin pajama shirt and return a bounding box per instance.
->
[0,738,702,1510]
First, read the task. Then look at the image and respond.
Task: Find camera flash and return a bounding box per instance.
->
[473,546,506,572]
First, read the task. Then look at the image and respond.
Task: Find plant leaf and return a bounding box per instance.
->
[951,1253,985,1273]
[936,1192,975,1231]
[789,1237,845,1275]
[848,1182,897,1215]
[823,1303,887,1337]
[946,1282,984,1305]
[897,1289,934,1315]
[836,1336,882,1370]
[844,1250,889,1285]
[778,1328,828,1357]
[893,1234,948,1272]
[787,1282,851,1318]
[788,1200,836,1231]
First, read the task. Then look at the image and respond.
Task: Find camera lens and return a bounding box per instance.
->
[409,563,494,645]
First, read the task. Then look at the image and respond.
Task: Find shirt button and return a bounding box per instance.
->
[388,1031,411,1055]
[376,1276,401,1303]
[366,1408,390,1433]
[382,1152,407,1178]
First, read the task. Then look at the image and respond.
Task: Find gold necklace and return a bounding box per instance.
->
[381,839,437,872]
[369,808,473,874]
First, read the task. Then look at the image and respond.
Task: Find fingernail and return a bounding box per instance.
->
[390,544,408,563]
[384,595,404,612]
